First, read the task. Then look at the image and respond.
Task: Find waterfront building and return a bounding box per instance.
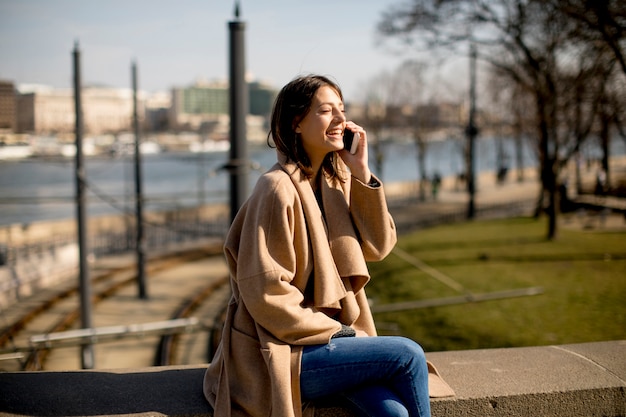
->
[169,79,276,142]
[169,80,228,132]
[248,80,276,118]
[144,91,171,132]
[16,84,145,136]
[0,80,16,133]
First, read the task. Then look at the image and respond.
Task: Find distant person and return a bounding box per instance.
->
[431,172,441,200]
[595,168,607,196]
[455,171,466,191]
[559,179,571,213]
[203,75,452,417]
[496,166,508,184]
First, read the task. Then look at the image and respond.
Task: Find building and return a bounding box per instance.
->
[169,80,228,132]
[249,81,276,117]
[412,102,464,130]
[11,79,277,141]
[144,91,172,132]
[169,80,277,142]
[16,85,73,134]
[16,85,144,135]
[0,81,16,132]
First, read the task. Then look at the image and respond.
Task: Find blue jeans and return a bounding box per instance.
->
[300,336,431,417]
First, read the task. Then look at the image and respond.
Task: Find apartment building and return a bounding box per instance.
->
[169,80,276,141]
[169,80,228,131]
[0,81,16,132]
[16,85,144,135]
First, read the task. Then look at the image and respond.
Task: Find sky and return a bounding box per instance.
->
[0,0,462,101]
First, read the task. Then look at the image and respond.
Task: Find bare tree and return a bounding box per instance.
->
[608,74,626,145]
[485,69,532,184]
[558,44,617,193]
[377,0,623,239]
[360,71,394,180]
[361,59,454,202]
[553,0,626,76]
[392,60,431,201]
[557,0,626,195]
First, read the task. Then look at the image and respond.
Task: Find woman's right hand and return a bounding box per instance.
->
[338,121,371,184]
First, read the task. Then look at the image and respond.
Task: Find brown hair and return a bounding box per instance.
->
[268,74,344,181]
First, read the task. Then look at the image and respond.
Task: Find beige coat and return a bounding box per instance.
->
[203,154,397,417]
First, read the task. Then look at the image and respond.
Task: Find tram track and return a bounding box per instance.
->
[154,273,229,366]
[0,242,227,371]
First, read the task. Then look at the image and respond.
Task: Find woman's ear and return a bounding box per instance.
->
[293,116,302,134]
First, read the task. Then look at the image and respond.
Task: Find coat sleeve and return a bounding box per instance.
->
[349,174,397,261]
[227,176,342,345]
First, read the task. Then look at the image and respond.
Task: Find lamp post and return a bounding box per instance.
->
[132,60,147,299]
[466,43,479,219]
[227,1,249,223]
[73,41,94,369]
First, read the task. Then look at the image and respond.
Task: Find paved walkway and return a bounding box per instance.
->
[387,167,541,229]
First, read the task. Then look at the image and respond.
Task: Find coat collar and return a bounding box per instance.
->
[276,152,370,315]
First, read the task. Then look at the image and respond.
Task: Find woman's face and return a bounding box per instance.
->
[295,85,346,166]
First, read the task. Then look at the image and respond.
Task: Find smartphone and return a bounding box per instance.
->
[343,129,360,154]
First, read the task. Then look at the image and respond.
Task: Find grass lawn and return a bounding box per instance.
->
[367,216,626,352]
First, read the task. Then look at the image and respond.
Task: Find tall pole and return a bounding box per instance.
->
[466,43,478,219]
[73,41,94,369]
[132,61,147,299]
[228,1,249,223]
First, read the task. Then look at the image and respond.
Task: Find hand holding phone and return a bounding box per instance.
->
[343,129,360,154]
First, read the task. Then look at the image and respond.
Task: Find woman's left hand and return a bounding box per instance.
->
[338,121,371,184]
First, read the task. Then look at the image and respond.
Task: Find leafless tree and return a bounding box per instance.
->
[552,0,626,76]
[360,71,394,180]
[361,59,449,201]
[392,60,432,201]
[377,0,624,239]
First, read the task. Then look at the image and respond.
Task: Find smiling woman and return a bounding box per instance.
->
[295,85,347,169]
[202,74,453,417]
[270,76,370,188]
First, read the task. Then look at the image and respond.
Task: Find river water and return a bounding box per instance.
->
[1,136,622,226]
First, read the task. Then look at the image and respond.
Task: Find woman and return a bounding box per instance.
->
[203,75,445,417]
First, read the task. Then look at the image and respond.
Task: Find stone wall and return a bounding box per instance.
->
[1,340,624,417]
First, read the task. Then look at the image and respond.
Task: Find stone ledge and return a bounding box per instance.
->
[427,340,626,417]
[0,341,624,417]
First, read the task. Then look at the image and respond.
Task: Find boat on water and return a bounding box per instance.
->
[32,137,97,158]
[108,141,162,156]
[0,144,33,160]
[189,140,230,153]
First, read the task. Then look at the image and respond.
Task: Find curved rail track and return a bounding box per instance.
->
[153,269,230,366]
[0,243,230,372]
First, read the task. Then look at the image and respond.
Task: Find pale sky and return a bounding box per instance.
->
[0,0,458,101]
